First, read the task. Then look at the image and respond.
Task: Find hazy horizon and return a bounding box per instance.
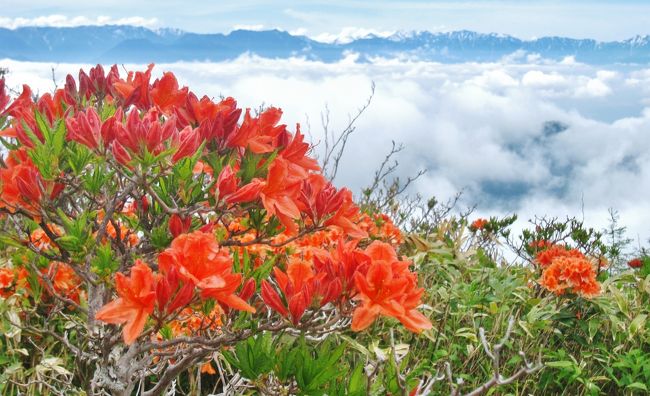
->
[2,0,650,41]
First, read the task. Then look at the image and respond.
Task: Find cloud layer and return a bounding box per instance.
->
[0,15,159,29]
[2,55,649,245]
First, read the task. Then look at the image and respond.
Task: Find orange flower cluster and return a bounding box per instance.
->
[95,260,157,344]
[97,211,139,247]
[628,258,643,269]
[0,268,14,298]
[528,239,553,251]
[536,246,600,298]
[352,241,432,332]
[535,244,585,267]
[45,261,83,303]
[1,65,431,345]
[29,224,63,250]
[0,261,82,303]
[263,239,432,333]
[167,306,224,337]
[358,213,403,245]
[0,149,63,218]
[159,231,254,313]
[470,218,488,231]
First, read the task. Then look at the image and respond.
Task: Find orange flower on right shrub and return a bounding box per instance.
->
[536,246,600,298]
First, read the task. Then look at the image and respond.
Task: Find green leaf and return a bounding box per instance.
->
[252,256,276,284]
[629,314,647,338]
[224,333,275,380]
[626,382,648,391]
[348,364,367,396]
[56,235,81,252]
[159,325,173,340]
[91,243,118,277]
[337,334,372,357]
[546,361,574,368]
[52,119,67,157]
[33,109,51,141]
[150,224,173,249]
[0,235,24,249]
[66,145,93,175]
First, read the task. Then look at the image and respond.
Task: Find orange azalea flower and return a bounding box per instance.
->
[358,213,402,244]
[96,210,139,247]
[470,218,488,231]
[0,149,50,217]
[200,361,217,375]
[227,107,285,154]
[29,224,63,250]
[47,262,79,293]
[118,108,176,157]
[112,64,154,110]
[352,241,432,333]
[65,107,104,150]
[150,72,188,115]
[121,196,149,217]
[193,160,214,176]
[158,231,254,313]
[15,267,30,291]
[171,125,202,163]
[168,214,192,238]
[187,95,223,124]
[262,254,349,325]
[155,265,194,315]
[214,165,264,205]
[279,126,320,177]
[257,157,302,234]
[95,260,157,344]
[0,268,14,288]
[628,258,643,269]
[528,239,552,250]
[279,260,319,324]
[539,256,600,298]
[183,95,240,127]
[106,221,139,247]
[0,268,15,298]
[323,188,367,239]
[78,64,121,100]
[378,218,403,244]
[314,239,370,301]
[297,173,366,239]
[535,245,584,267]
[2,84,32,120]
[1,85,42,148]
[36,90,74,125]
[167,306,223,337]
[0,78,9,115]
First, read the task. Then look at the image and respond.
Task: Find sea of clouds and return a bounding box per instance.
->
[2,55,650,248]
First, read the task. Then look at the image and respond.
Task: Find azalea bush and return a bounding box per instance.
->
[0,65,433,394]
[0,66,648,395]
[409,217,650,395]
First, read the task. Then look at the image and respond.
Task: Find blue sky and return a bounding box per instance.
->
[1,0,650,40]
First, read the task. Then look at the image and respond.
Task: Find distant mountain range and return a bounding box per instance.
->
[1,26,650,64]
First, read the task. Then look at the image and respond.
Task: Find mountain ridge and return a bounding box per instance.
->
[1,25,649,64]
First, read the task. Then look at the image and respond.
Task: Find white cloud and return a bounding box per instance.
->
[312,27,396,44]
[2,56,649,248]
[0,15,158,29]
[574,77,612,98]
[521,70,567,87]
[289,28,309,36]
[231,24,265,32]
